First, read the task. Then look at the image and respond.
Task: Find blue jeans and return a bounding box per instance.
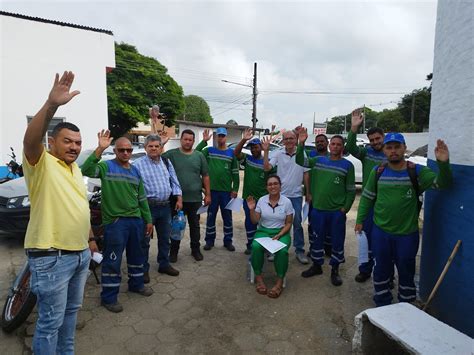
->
[28,248,90,355]
[243,199,258,250]
[205,190,233,246]
[309,209,346,266]
[288,196,304,254]
[142,205,172,271]
[102,217,145,304]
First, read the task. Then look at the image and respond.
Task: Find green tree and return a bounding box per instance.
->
[397,87,431,132]
[182,95,213,123]
[107,42,185,137]
[376,109,404,133]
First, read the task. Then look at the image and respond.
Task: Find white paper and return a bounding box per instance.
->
[225,197,243,212]
[92,252,103,264]
[255,237,286,254]
[196,205,209,215]
[357,231,369,265]
[302,202,310,223]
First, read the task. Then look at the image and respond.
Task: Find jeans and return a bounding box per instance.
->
[288,196,304,254]
[243,199,258,250]
[170,201,202,253]
[102,217,145,304]
[205,190,233,246]
[142,205,172,271]
[359,208,375,275]
[29,248,90,355]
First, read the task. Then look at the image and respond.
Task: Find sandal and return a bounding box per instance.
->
[268,285,283,299]
[256,281,267,295]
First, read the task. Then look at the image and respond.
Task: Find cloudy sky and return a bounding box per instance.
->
[2,0,438,131]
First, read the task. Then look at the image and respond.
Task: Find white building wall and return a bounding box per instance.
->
[0,15,115,162]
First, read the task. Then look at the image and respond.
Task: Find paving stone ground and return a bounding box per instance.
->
[0,190,386,354]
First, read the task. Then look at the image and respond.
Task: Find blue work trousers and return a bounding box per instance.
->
[205,190,233,246]
[372,224,419,307]
[243,199,258,250]
[308,204,331,254]
[309,209,346,266]
[101,217,145,304]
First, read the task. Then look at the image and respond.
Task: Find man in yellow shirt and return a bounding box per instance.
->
[23,71,96,354]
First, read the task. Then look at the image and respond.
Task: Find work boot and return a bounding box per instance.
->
[158,265,180,276]
[224,243,235,252]
[354,272,371,283]
[301,264,322,278]
[331,265,343,286]
[191,249,204,261]
[101,301,123,313]
[130,286,154,297]
[143,271,150,284]
[203,244,213,251]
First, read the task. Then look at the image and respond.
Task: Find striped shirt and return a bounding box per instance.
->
[133,155,182,201]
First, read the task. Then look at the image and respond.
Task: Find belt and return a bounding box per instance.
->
[26,249,83,258]
[147,198,169,206]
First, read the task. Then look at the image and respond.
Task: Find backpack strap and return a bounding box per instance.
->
[374,162,387,196]
[407,161,422,212]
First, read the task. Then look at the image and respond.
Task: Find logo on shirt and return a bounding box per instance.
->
[406,188,413,199]
[334,176,341,184]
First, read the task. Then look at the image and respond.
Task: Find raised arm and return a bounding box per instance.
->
[24,71,80,165]
[246,196,261,225]
[295,127,315,168]
[418,139,452,191]
[234,127,253,158]
[195,129,212,152]
[80,130,113,178]
[345,108,365,159]
[262,136,273,171]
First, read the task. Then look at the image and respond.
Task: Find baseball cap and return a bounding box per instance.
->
[216,127,227,136]
[383,133,406,145]
[248,138,262,145]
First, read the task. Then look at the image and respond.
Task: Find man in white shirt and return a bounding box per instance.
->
[264,130,310,264]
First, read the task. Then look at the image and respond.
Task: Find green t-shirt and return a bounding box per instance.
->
[163,148,208,203]
[296,145,356,211]
[356,161,452,235]
[81,153,152,225]
[239,155,268,200]
[196,140,240,192]
[345,131,386,188]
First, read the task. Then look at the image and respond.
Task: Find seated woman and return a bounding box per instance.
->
[246,175,294,298]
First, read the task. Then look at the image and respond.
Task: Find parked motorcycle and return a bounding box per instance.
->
[0,147,23,184]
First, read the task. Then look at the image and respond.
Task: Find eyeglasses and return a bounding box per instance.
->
[283,137,296,141]
[117,148,133,153]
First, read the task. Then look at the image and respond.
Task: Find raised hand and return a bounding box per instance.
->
[242,127,253,141]
[47,71,80,107]
[434,139,449,162]
[261,136,271,151]
[203,129,213,142]
[351,108,364,128]
[97,129,113,150]
[158,130,169,145]
[246,196,256,210]
[294,125,304,136]
[298,127,308,144]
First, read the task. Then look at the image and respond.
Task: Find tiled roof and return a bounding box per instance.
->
[0,10,113,35]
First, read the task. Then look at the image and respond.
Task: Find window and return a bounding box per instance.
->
[27,117,64,148]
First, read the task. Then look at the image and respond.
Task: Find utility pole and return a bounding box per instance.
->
[363,104,366,133]
[411,94,416,124]
[252,62,258,131]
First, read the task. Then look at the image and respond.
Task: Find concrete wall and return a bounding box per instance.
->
[0,15,115,166]
[420,0,474,337]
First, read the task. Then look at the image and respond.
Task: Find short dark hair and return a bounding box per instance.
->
[315,134,328,142]
[367,127,384,137]
[266,174,281,185]
[51,122,80,137]
[330,135,344,144]
[181,129,195,139]
[144,134,162,147]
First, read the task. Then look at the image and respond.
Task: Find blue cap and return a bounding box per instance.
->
[216,127,227,136]
[248,138,262,145]
[383,132,406,145]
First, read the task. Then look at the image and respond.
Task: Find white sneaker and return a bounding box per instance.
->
[296,253,309,265]
[267,254,275,262]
